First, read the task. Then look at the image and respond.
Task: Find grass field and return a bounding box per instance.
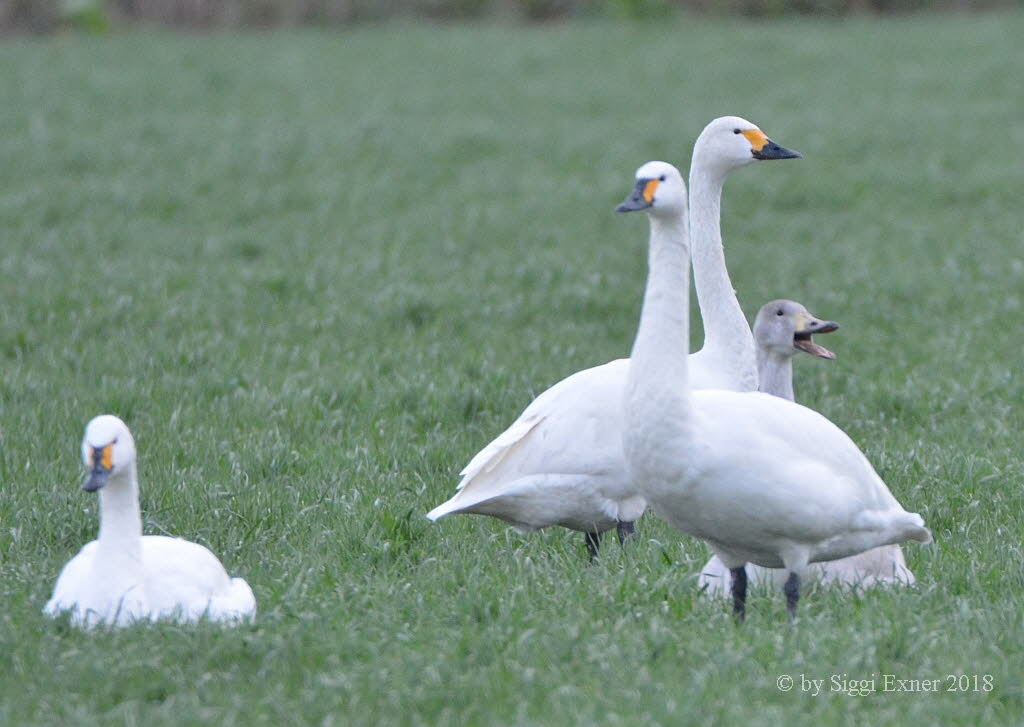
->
[2,12,1023,725]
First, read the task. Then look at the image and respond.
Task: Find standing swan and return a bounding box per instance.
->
[699,301,916,595]
[427,117,799,557]
[618,162,929,619]
[44,415,256,627]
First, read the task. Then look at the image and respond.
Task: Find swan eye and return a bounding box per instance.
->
[733,128,741,134]
[776,309,784,316]
[659,175,666,182]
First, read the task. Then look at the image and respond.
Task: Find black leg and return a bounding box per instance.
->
[784,571,800,620]
[730,566,747,621]
[584,531,603,560]
[616,520,635,545]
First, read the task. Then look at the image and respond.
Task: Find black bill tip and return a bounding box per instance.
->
[793,319,839,360]
[753,141,802,160]
[83,469,110,492]
[616,198,650,213]
[617,177,656,213]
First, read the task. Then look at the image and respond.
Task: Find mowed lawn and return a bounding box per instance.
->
[2,12,1023,725]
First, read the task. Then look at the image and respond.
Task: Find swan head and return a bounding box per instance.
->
[754,300,839,360]
[695,116,801,171]
[616,161,687,217]
[81,415,136,492]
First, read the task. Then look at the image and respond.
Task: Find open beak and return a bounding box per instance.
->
[793,317,839,359]
[83,445,112,492]
[616,178,657,213]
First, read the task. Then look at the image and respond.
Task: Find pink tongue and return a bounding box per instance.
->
[794,338,836,360]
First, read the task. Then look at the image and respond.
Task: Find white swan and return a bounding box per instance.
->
[427,117,800,556]
[44,415,256,627]
[618,161,929,618]
[699,300,916,595]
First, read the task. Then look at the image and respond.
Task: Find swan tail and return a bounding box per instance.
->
[902,521,932,544]
[457,414,544,486]
[208,578,257,621]
[428,414,547,521]
[855,509,931,545]
[426,489,515,522]
[426,497,462,522]
[890,511,931,543]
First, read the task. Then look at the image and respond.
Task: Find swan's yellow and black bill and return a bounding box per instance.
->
[745,129,802,160]
[83,445,113,492]
[793,315,839,360]
[616,178,658,212]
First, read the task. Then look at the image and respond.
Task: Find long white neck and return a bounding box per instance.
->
[96,462,143,561]
[689,156,757,391]
[626,213,692,450]
[756,348,796,402]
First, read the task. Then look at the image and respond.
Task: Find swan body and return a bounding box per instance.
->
[427,117,801,553]
[428,358,642,534]
[44,415,256,627]
[45,536,257,627]
[619,161,929,617]
[426,351,749,534]
[699,301,916,595]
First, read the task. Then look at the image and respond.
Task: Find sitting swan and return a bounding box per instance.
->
[427,117,800,557]
[699,301,916,595]
[618,161,929,618]
[44,415,256,627]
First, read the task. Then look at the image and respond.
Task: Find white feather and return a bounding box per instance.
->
[698,300,917,595]
[621,161,928,613]
[426,117,772,537]
[44,415,256,627]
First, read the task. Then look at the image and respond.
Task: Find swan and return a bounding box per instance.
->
[618,161,930,619]
[427,117,800,557]
[44,415,256,627]
[699,300,916,595]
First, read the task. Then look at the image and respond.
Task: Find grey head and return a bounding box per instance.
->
[754,299,839,360]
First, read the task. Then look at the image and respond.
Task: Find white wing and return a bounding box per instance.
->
[43,541,100,617]
[44,537,255,625]
[654,390,930,567]
[428,359,632,529]
[427,350,740,530]
[141,536,256,622]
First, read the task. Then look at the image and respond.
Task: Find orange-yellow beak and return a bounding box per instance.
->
[742,129,802,160]
[83,444,113,492]
[616,178,659,212]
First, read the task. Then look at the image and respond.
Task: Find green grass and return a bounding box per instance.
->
[2,13,1023,725]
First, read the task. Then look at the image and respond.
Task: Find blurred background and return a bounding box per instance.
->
[3,0,1024,718]
[3,0,1020,33]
